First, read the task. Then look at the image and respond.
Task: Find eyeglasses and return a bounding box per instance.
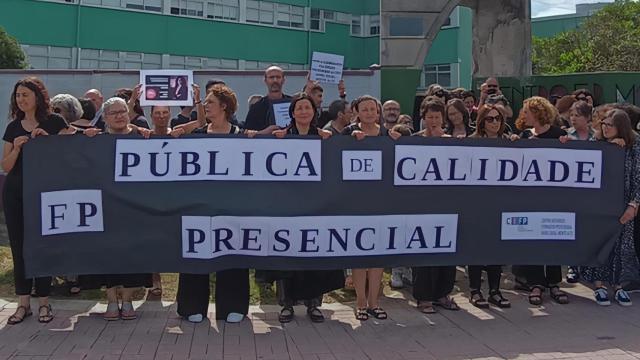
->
[105,109,128,117]
[601,122,615,128]
[483,115,502,123]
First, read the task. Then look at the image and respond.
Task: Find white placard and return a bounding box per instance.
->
[182,214,458,259]
[139,69,194,106]
[41,190,104,236]
[394,145,602,188]
[310,52,344,84]
[272,101,292,128]
[115,138,321,182]
[501,212,576,240]
[342,150,382,181]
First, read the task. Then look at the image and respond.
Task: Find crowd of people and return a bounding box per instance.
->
[2,66,640,326]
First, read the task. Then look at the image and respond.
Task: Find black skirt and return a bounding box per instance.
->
[79,273,153,290]
[272,270,345,301]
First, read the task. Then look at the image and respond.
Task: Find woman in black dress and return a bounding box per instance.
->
[2,77,70,324]
[176,84,251,324]
[272,93,343,323]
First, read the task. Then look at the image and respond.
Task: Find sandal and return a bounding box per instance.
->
[488,290,511,308]
[469,290,489,309]
[355,308,369,321]
[528,286,544,306]
[307,306,324,323]
[549,286,569,304]
[38,304,54,323]
[103,302,120,321]
[149,287,162,296]
[120,302,137,320]
[417,301,436,314]
[434,296,460,311]
[367,307,388,320]
[8,306,32,325]
[278,306,294,323]
[68,281,81,295]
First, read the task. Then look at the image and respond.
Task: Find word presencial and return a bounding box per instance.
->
[182,215,459,259]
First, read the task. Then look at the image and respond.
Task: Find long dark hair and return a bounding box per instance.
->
[605,109,637,149]
[445,98,471,135]
[9,77,51,122]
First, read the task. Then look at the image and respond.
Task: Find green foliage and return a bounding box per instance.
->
[0,26,27,69]
[532,0,640,74]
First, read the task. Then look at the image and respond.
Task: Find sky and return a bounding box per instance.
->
[531,0,614,18]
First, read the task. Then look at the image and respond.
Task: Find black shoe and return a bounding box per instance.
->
[566,268,579,284]
[307,306,324,323]
[278,306,294,323]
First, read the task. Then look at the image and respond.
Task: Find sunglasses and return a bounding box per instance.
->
[483,115,502,123]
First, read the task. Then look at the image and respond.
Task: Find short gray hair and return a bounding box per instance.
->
[102,97,128,114]
[50,94,83,122]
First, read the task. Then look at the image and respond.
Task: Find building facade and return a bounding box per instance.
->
[1,0,379,71]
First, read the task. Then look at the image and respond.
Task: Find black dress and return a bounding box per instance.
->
[79,127,153,290]
[176,124,250,320]
[267,124,345,307]
[2,114,68,296]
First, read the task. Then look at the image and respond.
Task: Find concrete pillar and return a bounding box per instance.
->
[461,0,532,78]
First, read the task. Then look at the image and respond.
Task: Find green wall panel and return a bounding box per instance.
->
[532,16,587,38]
[0,0,77,47]
[425,28,459,64]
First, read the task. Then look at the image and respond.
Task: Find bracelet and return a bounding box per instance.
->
[194,100,202,105]
[628,202,638,209]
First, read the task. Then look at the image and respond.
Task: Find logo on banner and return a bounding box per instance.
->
[501,212,575,240]
[181,214,459,259]
[40,190,104,236]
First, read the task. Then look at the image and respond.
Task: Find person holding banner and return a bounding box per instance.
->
[245,66,292,131]
[2,77,70,324]
[340,95,390,321]
[271,93,343,323]
[176,84,250,324]
[82,97,153,320]
[581,109,640,306]
[411,97,459,314]
[445,99,473,138]
[114,86,150,129]
[515,96,570,306]
[466,104,511,308]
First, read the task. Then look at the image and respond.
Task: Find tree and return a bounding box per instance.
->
[0,26,27,69]
[532,0,640,74]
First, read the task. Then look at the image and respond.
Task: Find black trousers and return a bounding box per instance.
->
[468,265,502,291]
[520,265,562,288]
[277,279,321,308]
[176,269,249,320]
[412,266,456,302]
[3,180,51,297]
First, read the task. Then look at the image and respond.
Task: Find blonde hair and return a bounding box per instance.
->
[523,96,558,127]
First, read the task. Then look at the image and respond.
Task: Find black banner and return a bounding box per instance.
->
[23,135,624,277]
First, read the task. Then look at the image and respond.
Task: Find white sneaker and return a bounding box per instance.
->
[594,287,610,306]
[187,314,204,323]
[390,269,404,289]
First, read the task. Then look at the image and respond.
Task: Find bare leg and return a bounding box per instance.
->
[367,268,384,309]
[352,269,368,309]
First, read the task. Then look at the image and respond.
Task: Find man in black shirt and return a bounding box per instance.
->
[171,106,197,128]
[244,66,291,131]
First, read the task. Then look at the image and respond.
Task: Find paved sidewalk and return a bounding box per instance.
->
[1,282,640,360]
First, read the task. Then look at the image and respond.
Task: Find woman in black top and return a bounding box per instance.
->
[513,96,569,306]
[271,93,342,323]
[445,99,473,138]
[115,85,150,129]
[176,84,251,324]
[71,98,99,133]
[2,77,70,324]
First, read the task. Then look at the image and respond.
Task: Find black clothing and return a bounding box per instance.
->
[192,124,242,135]
[244,94,292,131]
[468,265,502,291]
[2,114,68,296]
[131,115,150,129]
[317,110,331,129]
[534,125,567,139]
[322,121,344,136]
[341,123,389,136]
[176,270,250,320]
[171,113,197,128]
[412,266,456,302]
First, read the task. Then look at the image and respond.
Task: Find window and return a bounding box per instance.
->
[79,49,162,69]
[276,3,304,29]
[389,16,424,36]
[369,15,380,35]
[310,8,322,31]
[423,64,451,88]
[246,0,274,25]
[22,45,73,69]
[207,0,239,20]
[323,10,335,20]
[351,15,361,36]
[125,0,162,12]
[171,0,204,17]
